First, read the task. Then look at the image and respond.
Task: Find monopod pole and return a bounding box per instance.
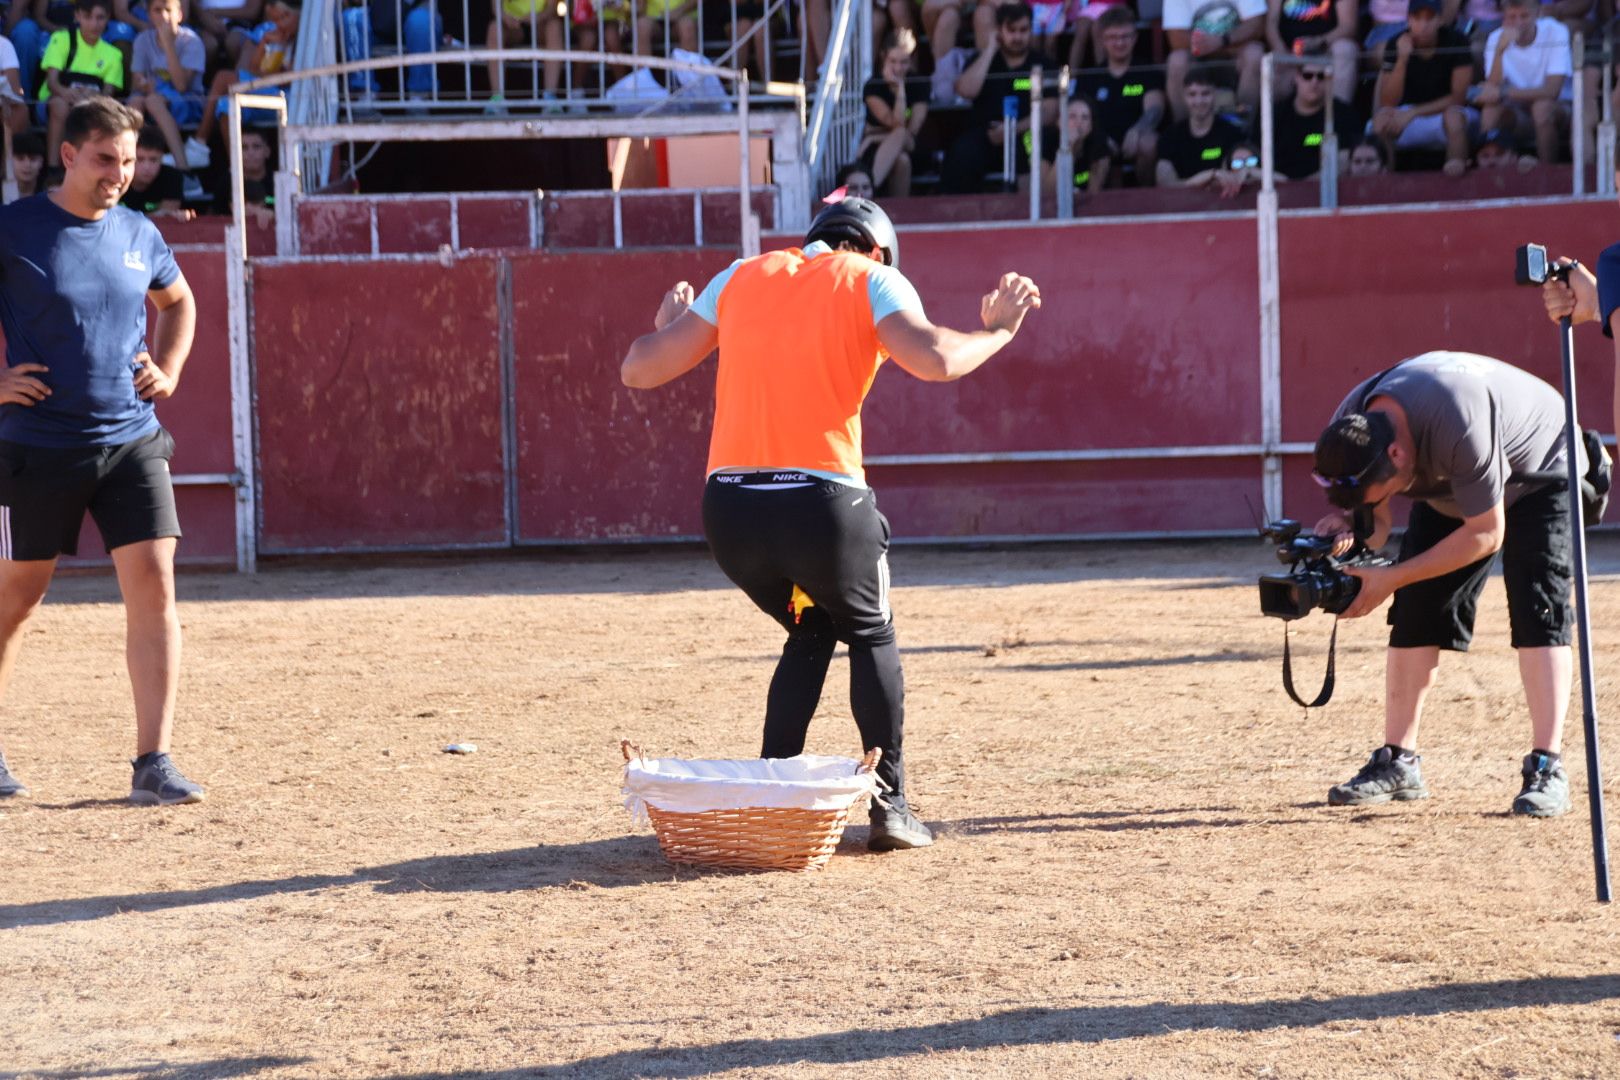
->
[1559,314,1613,903]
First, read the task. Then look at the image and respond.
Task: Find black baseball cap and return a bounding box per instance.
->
[1408,0,1443,13]
[1313,413,1395,509]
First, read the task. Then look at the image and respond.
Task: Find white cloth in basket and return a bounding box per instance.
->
[622,754,881,825]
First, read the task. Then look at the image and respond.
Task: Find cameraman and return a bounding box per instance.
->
[1311,351,1582,817]
[1539,240,1620,437]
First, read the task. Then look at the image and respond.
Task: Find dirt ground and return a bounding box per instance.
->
[2,538,1618,1079]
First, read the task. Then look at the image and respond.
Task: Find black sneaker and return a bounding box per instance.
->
[868,795,933,852]
[130,752,205,806]
[1512,752,1571,818]
[0,751,29,799]
[1327,746,1430,806]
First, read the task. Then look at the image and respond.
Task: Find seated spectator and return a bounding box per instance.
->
[1271,50,1359,180]
[858,27,928,197]
[193,0,265,67]
[632,0,696,59]
[1066,0,1127,70]
[834,160,876,198]
[1265,0,1358,103]
[1027,92,1112,194]
[104,0,146,43]
[1164,0,1264,122]
[702,0,763,79]
[132,0,206,170]
[941,2,1053,194]
[193,0,296,149]
[4,128,44,198]
[211,122,273,224]
[1365,0,1459,50]
[122,124,194,214]
[5,2,52,101]
[1371,0,1474,176]
[1073,6,1162,183]
[1475,0,1571,165]
[1473,124,1539,170]
[41,0,127,167]
[1155,64,1245,188]
[1,25,27,141]
[1347,133,1390,174]
[487,0,566,113]
[1029,0,1068,62]
[921,0,995,68]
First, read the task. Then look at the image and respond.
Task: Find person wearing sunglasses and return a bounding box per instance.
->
[1270,51,1361,181]
[1310,351,1585,818]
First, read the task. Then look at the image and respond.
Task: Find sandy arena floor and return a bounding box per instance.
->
[1,539,1618,1079]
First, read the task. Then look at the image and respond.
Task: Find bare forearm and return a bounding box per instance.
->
[911,325,1014,381]
[152,298,197,386]
[1393,523,1500,586]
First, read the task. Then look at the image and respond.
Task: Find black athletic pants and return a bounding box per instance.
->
[702,473,906,799]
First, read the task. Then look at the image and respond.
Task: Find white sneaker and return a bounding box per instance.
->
[184,137,212,170]
[161,152,177,167]
[182,173,206,201]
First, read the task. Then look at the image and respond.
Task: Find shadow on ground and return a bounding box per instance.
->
[0,838,675,930]
[368,973,1620,1077]
[0,1056,308,1080]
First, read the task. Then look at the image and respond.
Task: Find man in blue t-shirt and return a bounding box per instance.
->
[0,96,202,806]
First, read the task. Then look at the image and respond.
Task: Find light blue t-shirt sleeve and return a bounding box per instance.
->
[687,260,743,326]
[866,264,924,324]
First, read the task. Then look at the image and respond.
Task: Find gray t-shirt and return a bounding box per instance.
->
[133,27,206,97]
[1333,351,1579,520]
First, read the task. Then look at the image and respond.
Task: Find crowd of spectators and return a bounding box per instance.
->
[2,0,291,217]
[844,0,1610,197]
[1,0,1611,211]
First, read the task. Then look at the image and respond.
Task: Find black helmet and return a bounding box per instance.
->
[804,197,900,269]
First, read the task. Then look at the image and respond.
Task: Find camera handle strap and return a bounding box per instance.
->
[1281,618,1339,709]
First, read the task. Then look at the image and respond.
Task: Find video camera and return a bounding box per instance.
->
[1514,243,1573,287]
[1256,520,1386,621]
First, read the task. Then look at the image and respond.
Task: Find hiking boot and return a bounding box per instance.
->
[130,752,205,806]
[1512,752,1571,818]
[0,751,29,799]
[1327,746,1430,806]
[868,795,933,852]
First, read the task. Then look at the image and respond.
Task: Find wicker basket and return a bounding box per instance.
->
[621,741,881,872]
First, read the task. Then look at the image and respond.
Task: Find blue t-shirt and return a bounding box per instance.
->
[1598,242,1620,341]
[0,194,180,447]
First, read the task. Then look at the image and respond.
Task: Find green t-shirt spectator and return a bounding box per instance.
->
[39,29,126,100]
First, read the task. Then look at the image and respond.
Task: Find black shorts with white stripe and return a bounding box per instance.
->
[0,427,182,560]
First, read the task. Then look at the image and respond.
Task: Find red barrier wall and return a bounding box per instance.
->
[245,198,1617,550]
[1276,201,1611,524]
[251,257,507,552]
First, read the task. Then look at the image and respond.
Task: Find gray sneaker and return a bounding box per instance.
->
[0,751,29,798]
[130,752,205,806]
[1328,746,1430,806]
[868,795,933,852]
[1512,752,1571,818]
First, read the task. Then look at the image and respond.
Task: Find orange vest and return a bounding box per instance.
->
[706,247,888,485]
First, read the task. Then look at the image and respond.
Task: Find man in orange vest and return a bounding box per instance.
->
[621,198,1040,851]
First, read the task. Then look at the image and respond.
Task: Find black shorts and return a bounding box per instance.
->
[1387,484,1573,651]
[702,472,893,646]
[0,428,182,560]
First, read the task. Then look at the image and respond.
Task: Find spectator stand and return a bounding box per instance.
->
[804,0,871,197]
[216,49,796,568]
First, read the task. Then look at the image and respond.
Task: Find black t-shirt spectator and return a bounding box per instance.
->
[121,166,184,213]
[1073,67,1165,145]
[1276,0,1336,47]
[1035,127,1113,188]
[1381,28,1471,107]
[1158,117,1245,178]
[1273,95,1360,179]
[969,51,1047,127]
[863,76,932,127]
